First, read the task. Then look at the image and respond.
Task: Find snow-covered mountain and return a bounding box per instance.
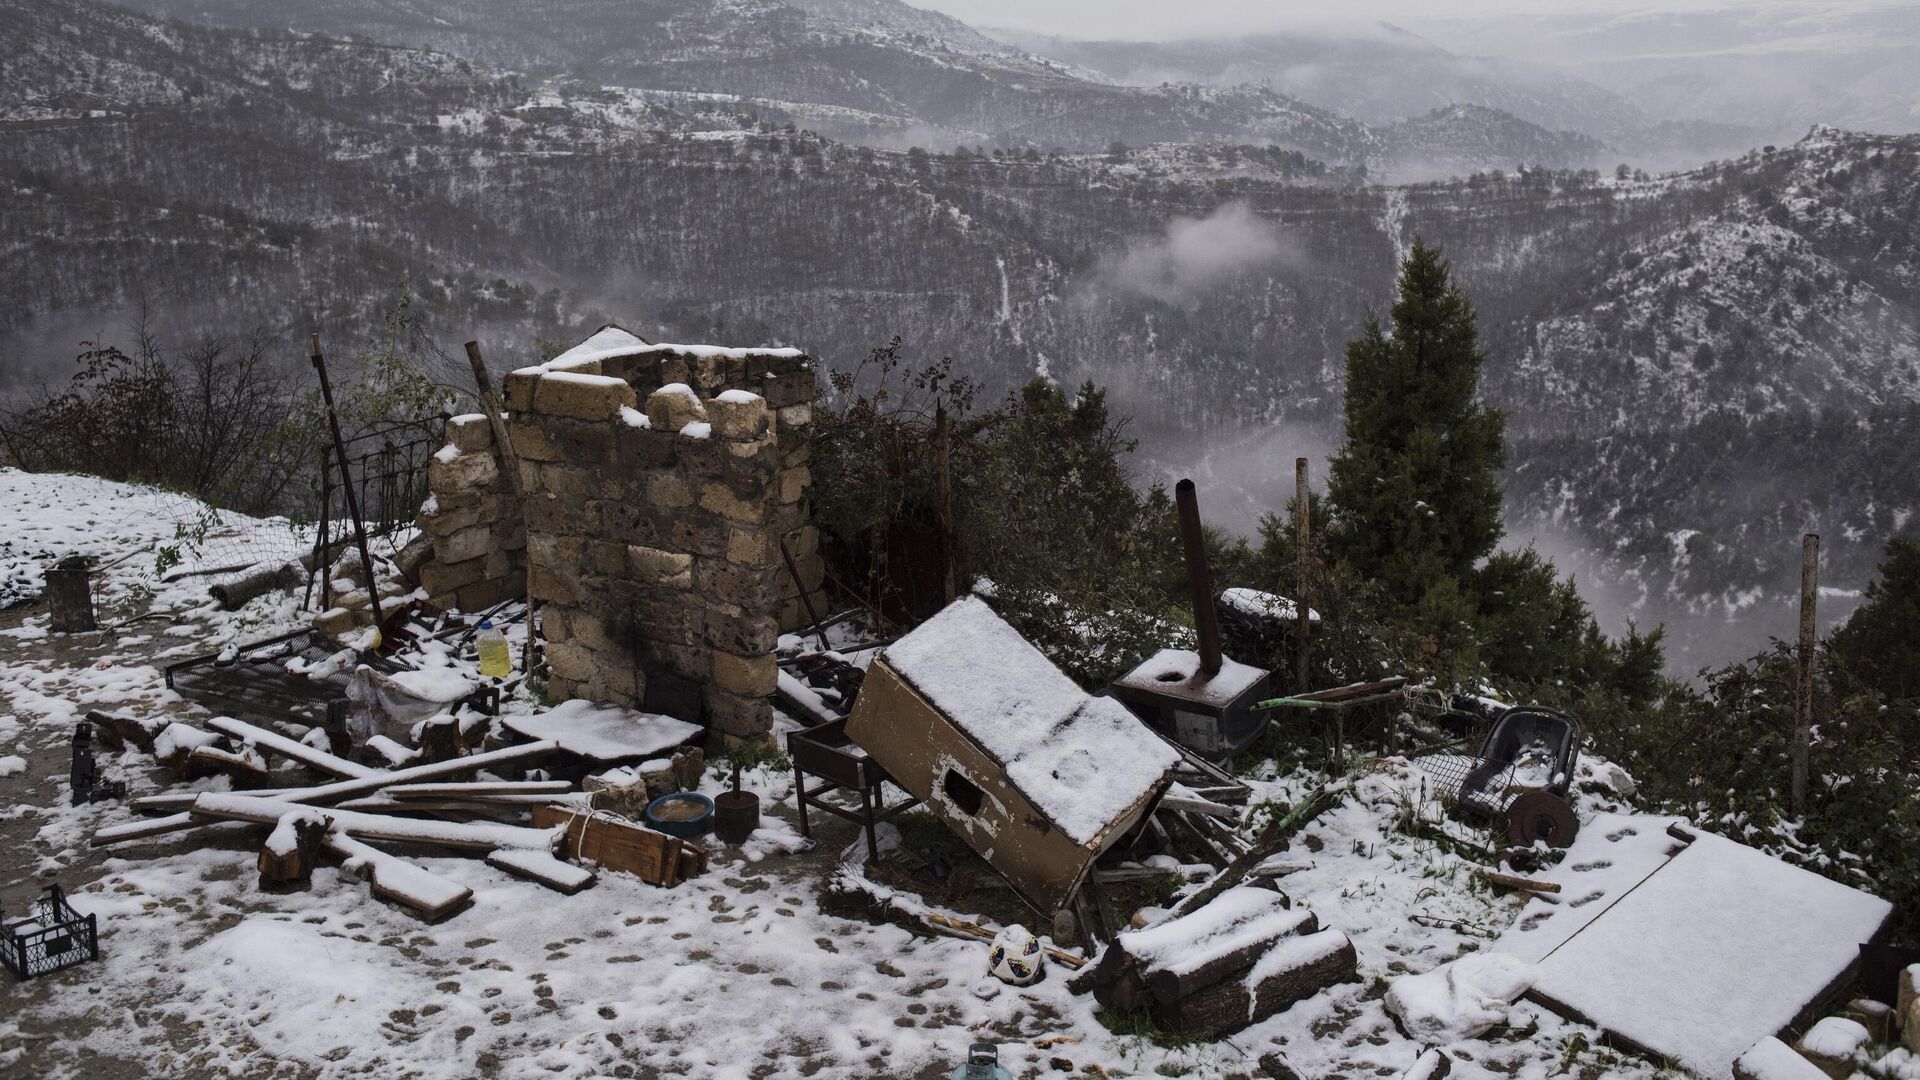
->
[3,0,1915,670]
[103,0,1608,176]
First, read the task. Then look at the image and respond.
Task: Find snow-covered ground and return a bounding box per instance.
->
[0,467,1840,1079]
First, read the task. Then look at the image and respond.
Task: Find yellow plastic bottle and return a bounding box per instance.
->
[477,619,511,678]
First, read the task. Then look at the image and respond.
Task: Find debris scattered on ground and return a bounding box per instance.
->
[847,596,1178,913]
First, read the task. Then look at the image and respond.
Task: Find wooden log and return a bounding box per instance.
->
[1474,869,1561,895]
[257,811,329,888]
[1153,929,1358,1038]
[206,715,377,779]
[187,746,273,789]
[1400,1049,1452,1080]
[485,849,596,894]
[417,716,463,765]
[1145,909,1319,1006]
[327,832,471,922]
[86,710,166,753]
[531,804,704,887]
[208,560,302,610]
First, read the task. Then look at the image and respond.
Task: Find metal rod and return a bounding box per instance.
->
[1175,479,1222,676]
[1295,456,1310,691]
[309,334,383,629]
[463,341,537,673]
[781,537,831,651]
[1793,532,1818,814]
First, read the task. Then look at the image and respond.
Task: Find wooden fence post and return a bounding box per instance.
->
[1295,457,1310,692]
[1792,532,1818,815]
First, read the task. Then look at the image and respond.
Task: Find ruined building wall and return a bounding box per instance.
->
[417,414,527,611]
[415,343,821,741]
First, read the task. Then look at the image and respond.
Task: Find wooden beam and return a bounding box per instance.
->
[190,793,562,852]
[206,715,377,779]
[94,741,560,847]
[327,832,471,922]
[485,849,596,894]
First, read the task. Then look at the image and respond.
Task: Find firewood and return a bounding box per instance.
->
[257,812,328,888]
[1474,869,1561,894]
[1145,909,1318,1005]
[1152,929,1358,1038]
[417,716,463,764]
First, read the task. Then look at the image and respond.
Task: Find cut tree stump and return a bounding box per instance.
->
[258,812,329,889]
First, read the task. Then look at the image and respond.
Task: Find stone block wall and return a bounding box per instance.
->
[496,343,821,739]
[417,413,526,611]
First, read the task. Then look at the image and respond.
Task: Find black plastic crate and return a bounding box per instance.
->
[1,885,99,981]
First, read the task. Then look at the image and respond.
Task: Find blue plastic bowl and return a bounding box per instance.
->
[644,792,714,839]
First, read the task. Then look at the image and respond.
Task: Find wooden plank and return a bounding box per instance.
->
[388,780,574,798]
[327,833,472,922]
[206,715,377,779]
[93,741,562,847]
[486,849,597,894]
[187,746,273,788]
[190,793,562,852]
[531,804,704,887]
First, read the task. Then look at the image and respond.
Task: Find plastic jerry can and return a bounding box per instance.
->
[477,619,511,678]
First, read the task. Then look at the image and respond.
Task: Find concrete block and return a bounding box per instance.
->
[699,482,765,524]
[705,686,772,738]
[446,414,494,453]
[645,383,708,432]
[419,555,486,596]
[428,448,498,492]
[544,640,599,683]
[508,421,557,463]
[708,391,770,441]
[646,472,694,509]
[532,371,636,421]
[504,369,542,413]
[629,545,693,589]
[711,650,777,698]
[438,524,494,565]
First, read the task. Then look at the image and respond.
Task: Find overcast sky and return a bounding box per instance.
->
[914,0,1847,40]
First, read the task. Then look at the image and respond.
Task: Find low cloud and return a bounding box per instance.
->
[1090,203,1299,307]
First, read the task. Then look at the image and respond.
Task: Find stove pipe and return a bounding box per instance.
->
[1175,479,1222,677]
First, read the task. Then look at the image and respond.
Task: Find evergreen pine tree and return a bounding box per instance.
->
[1326,237,1507,617]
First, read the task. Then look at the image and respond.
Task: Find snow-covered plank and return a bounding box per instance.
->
[326,833,472,922]
[1526,824,1893,1079]
[386,780,574,798]
[485,849,597,894]
[190,793,563,851]
[205,715,378,779]
[97,742,561,847]
[500,700,701,764]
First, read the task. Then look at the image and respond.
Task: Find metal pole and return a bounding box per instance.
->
[1295,456,1310,692]
[935,402,955,605]
[463,341,537,672]
[310,333,385,629]
[1175,479,1222,676]
[1792,532,1818,814]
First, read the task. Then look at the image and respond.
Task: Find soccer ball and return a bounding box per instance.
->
[987,924,1044,986]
